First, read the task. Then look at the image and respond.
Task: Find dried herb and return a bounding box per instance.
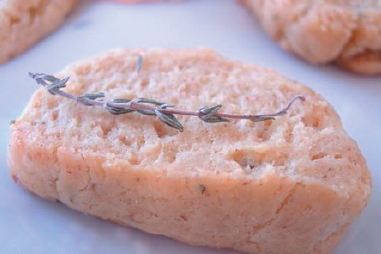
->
[29,67,305,132]
[135,54,143,73]
[198,184,206,194]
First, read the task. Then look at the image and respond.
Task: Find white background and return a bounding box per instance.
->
[0,0,380,253]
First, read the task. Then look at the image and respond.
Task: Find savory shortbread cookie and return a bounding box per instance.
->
[9,49,371,254]
[0,0,77,64]
[242,0,381,74]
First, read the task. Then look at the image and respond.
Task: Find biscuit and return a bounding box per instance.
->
[8,49,371,254]
[0,0,77,64]
[242,0,381,74]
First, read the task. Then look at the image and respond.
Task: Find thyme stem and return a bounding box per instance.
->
[29,72,305,132]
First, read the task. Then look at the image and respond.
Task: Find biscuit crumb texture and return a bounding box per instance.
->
[0,0,77,63]
[242,0,381,74]
[8,49,371,254]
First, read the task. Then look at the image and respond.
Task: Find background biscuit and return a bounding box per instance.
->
[0,0,77,63]
[242,0,381,74]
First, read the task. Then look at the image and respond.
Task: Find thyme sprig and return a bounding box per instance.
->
[29,72,305,132]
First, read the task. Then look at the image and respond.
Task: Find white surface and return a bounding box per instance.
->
[0,0,380,253]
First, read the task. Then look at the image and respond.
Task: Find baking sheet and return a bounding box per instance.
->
[1,0,380,253]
